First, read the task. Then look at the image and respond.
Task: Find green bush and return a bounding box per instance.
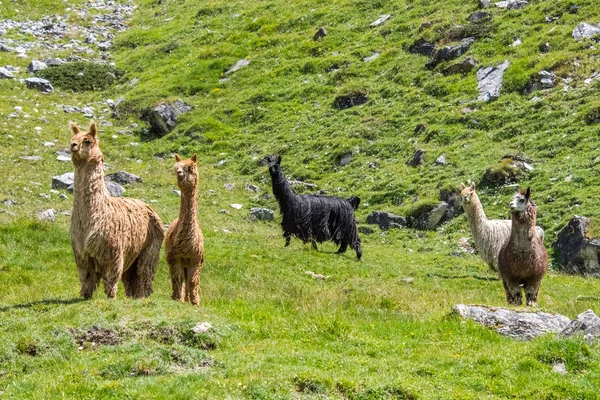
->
[36,62,121,92]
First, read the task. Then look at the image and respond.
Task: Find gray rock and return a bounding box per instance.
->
[37,209,56,221]
[105,181,125,197]
[27,60,47,73]
[480,0,491,7]
[244,183,260,193]
[333,91,368,109]
[407,149,425,167]
[439,189,463,223]
[25,77,53,93]
[105,171,142,184]
[225,59,250,74]
[81,106,94,117]
[59,194,68,200]
[148,99,192,136]
[552,363,567,374]
[249,207,274,221]
[363,52,380,62]
[366,211,407,230]
[370,14,391,27]
[552,216,600,275]
[477,60,510,101]
[468,11,492,22]
[452,304,571,340]
[52,172,75,189]
[19,156,43,161]
[43,58,64,67]
[561,310,600,339]
[408,39,436,57]
[524,70,556,94]
[444,56,478,75]
[314,27,327,41]
[338,152,353,166]
[495,0,528,9]
[414,202,448,230]
[97,41,111,51]
[572,22,600,40]
[435,154,447,165]
[426,37,475,69]
[2,199,18,206]
[224,183,234,191]
[0,43,15,52]
[0,67,14,79]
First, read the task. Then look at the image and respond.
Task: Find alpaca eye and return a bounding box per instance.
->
[83,140,91,144]
[187,166,193,172]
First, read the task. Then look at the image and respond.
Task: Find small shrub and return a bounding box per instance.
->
[293,376,331,394]
[16,337,38,356]
[36,62,121,92]
[480,158,524,187]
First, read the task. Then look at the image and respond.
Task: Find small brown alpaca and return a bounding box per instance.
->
[498,188,548,306]
[69,121,165,299]
[165,154,205,306]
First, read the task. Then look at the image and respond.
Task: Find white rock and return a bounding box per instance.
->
[230,203,243,209]
[191,322,213,333]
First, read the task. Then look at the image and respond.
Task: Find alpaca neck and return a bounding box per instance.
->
[73,159,108,215]
[464,193,488,231]
[179,185,199,232]
[271,170,295,209]
[511,206,537,244]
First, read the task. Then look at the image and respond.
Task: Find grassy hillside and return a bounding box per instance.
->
[1,0,600,398]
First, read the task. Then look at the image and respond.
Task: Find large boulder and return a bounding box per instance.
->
[439,189,463,223]
[561,310,600,339]
[249,208,274,221]
[481,156,532,187]
[408,39,436,57]
[105,171,142,185]
[148,100,192,137]
[477,60,510,101]
[426,37,475,69]
[552,216,600,275]
[27,60,47,73]
[366,211,407,230]
[523,70,556,94]
[572,22,600,40]
[452,304,571,340]
[413,202,448,230]
[52,172,74,190]
[25,77,53,93]
[0,67,14,79]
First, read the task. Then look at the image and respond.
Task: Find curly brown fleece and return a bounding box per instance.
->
[165,154,205,306]
[69,121,164,299]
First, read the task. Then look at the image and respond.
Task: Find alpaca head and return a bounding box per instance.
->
[70,121,102,165]
[174,153,198,188]
[459,182,477,205]
[262,154,282,176]
[509,187,533,213]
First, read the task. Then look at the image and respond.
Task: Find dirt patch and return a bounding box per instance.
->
[71,325,122,346]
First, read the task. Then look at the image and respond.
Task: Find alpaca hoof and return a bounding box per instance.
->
[527,301,538,307]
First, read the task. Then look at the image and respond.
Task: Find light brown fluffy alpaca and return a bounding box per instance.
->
[69,121,164,299]
[165,154,205,306]
[460,183,544,272]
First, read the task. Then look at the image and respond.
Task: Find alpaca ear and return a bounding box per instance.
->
[525,187,531,200]
[191,153,197,163]
[70,121,80,134]
[276,155,281,164]
[470,182,476,190]
[459,183,466,190]
[88,121,97,137]
[175,154,182,162]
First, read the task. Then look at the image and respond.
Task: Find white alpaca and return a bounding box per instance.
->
[460,183,544,272]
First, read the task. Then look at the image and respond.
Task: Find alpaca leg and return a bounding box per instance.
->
[336,242,348,254]
[311,240,318,251]
[76,254,99,300]
[102,260,122,300]
[121,260,139,298]
[169,259,185,302]
[502,280,522,306]
[354,243,363,261]
[284,232,291,247]
[186,263,201,306]
[525,279,542,307]
[133,239,162,298]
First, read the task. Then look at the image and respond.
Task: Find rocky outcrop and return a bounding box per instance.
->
[413,202,448,230]
[426,37,475,69]
[407,149,425,167]
[552,216,600,275]
[481,156,532,187]
[366,211,407,230]
[523,70,556,94]
[408,39,435,57]
[561,310,600,339]
[249,207,275,221]
[477,61,510,101]
[572,22,600,40]
[452,304,571,340]
[443,56,478,75]
[105,171,142,185]
[148,100,192,137]
[25,77,53,93]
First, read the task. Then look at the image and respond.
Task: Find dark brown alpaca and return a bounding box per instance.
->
[498,188,548,306]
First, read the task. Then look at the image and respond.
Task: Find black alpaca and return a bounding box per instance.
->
[263,155,363,260]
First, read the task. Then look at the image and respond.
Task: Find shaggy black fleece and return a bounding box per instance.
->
[263,155,362,260]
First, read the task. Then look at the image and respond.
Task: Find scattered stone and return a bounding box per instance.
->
[313,27,327,41]
[369,15,391,27]
[480,0,491,7]
[1,199,18,206]
[584,72,600,86]
[148,99,192,137]
[27,60,47,73]
[560,309,600,339]
[56,153,71,162]
[400,277,414,283]
[366,211,407,230]
[407,149,425,167]
[0,67,14,79]
[37,209,56,221]
[434,154,447,166]
[426,37,475,69]
[0,43,15,52]
[24,77,53,93]
[97,41,111,51]
[224,183,234,191]
[408,39,436,57]
[244,183,260,193]
[225,59,250,74]
[552,363,567,375]
[191,322,213,334]
[333,90,368,109]
[105,171,142,184]
[452,304,571,340]
[338,152,353,166]
[19,156,43,161]
[72,326,121,346]
[477,60,510,101]
[230,203,243,210]
[43,58,64,67]
[306,271,330,280]
[250,208,274,221]
[363,52,380,62]
[523,70,556,94]
[52,172,74,190]
[572,22,600,40]
[439,188,463,222]
[495,0,528,9]
[443,56,478,75]
[173,190,181,196]
[81,106,94,117]
[414,202,448,230]
[105,181,125,197]
[511,38,522,47]
[59,194,68,200]
[552,216,600,275]
[468,11,492,22]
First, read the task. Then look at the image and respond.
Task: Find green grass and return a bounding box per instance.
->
[1,0,600,398]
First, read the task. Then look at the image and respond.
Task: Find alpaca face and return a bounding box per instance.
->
[70,121,101,164]
[174,154,198,188]
[459,183,476,204]
[509,188,532,213]
[262,154,282,175]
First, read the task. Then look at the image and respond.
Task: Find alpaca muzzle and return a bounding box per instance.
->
[71,143,79,152]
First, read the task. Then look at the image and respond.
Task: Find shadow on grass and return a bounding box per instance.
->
[0,297,84,312]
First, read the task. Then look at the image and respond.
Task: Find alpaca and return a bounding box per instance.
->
[165,154,205,306]
[460,183,544,272]
[263,155,362,260]
[69,121,164,299]
[498,188,548,306]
